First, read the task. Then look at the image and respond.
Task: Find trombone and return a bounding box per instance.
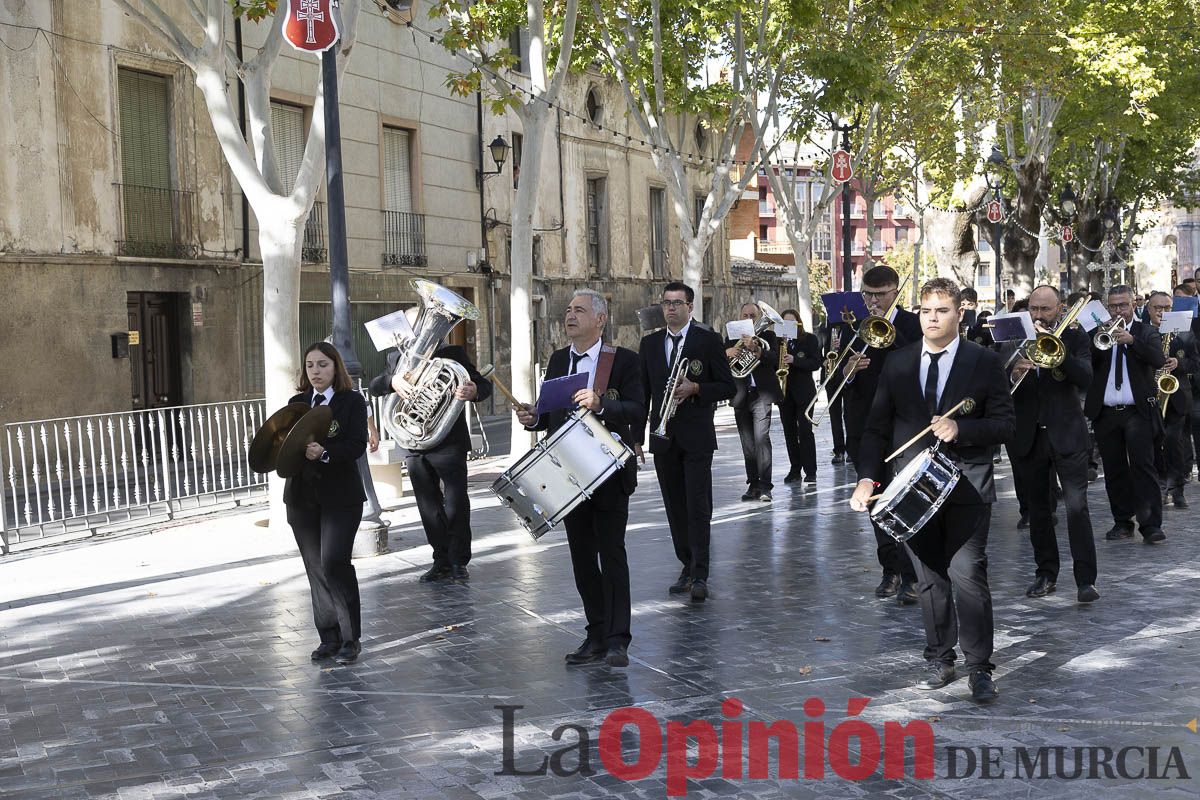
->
[1007,296,1088,394]
[804,277,910,425]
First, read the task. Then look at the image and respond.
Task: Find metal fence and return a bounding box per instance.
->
[114,183,198,259]
[2,400,269,552]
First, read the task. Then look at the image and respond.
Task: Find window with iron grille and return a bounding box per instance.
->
[382,126,425,267]
[650,187,668,278]
[586,176,609,275]
[271,101,325,261]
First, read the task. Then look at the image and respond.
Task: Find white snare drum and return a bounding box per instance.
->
[870,445,961,542]
[492,409,633,540]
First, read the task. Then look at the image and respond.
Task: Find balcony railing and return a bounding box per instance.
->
[758,241,794,254]
[382,210,427,267]
[115,183,198,259]
[304,201,328,262]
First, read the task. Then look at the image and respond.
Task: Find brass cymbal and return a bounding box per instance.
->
[248,403,312,474]
[276,405,333,479]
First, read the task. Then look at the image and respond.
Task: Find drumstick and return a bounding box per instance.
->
[884,397,971,463]
[479,365,531,411]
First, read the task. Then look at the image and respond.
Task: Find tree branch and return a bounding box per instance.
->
[111,0,198,67]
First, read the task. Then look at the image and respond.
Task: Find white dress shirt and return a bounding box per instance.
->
[664,321,692,366]
[568,338,604,390]
[919,335,961,410]
[312,386,334,407]
[1103,342,1136,407]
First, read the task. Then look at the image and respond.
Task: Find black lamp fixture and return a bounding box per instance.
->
[1059,183,1077,217]
[1102,202,1119,232]
[986,145,1007,169]
[477,136,511,186]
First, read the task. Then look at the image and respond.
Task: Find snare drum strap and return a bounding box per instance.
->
[593,345,617,396]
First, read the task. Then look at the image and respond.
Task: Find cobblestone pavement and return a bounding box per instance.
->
[0,410,1197,799]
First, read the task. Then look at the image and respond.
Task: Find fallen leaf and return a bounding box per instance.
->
[798,665,813,675]
[928,716,941,722]
[814,636,831,642]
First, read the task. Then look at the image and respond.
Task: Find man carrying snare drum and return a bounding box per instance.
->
[850,279,1014,704]
[515,290,645,668]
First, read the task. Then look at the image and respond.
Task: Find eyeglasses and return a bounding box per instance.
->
[1108,302,1132,311]
[862,289,896,301]
[660,299,691,308]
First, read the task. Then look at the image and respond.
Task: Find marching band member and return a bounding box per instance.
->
[1008,286,1099,603]
[779,309,822,484]
[1146,292,1198,509]
[819,314,849,464]
[1085,285,1167,544]
[840,265,922,604]
[286,342,369,665]
[851,279,1014,703]
[633,282,737,602]
[516,290,644,667]
[369,309,491,584]
[726,302,782,502]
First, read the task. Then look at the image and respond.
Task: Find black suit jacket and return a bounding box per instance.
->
[283,389,368,507]
[635,322,737,453]
[1161,330,1199,421]
[368,344,493,455]
[840,308,924,421]
[727,329,783,406]
[526,345,645,496]
[858,340,1015,504]
[1084,320,1165,420]
[783,332,822,405]
[1010,326,1092,458]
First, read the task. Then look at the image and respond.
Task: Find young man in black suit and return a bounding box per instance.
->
[726,302,782,501]
[369,310,492,583]
[851,278,1014,704]
[633,282,737,602]
[1146,291,1198,509]
[516,289,644,667]
[1008,286,1099,603]
[1085,285,1167,544]
[841,265,923,604]
[779,309,822,484]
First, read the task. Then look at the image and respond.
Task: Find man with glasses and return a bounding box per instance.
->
[726,302,782,502]
[841,265,923,605]
[1146,292,1198,509]
[633,282,736,602]
[1084,285,1167,544]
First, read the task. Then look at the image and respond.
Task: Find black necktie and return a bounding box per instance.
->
[925,351,944,416]
[668,333,682,366]
[569,351,584,375]
[312,393,325,407]
[1114,344,1125,390]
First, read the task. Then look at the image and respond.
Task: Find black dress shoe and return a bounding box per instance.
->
[311,642,341,662]
[1077,584,1100,603]
[450,565,470,583]
[1087,467,1099,482]
[1104,524,1134,541]
[1143,529,1166,544]
[690,579,708,601]
[334,640,361,665]
[783,471,801,484]
[668,572,693,594]
[741,489,759,501]
[915,661,956,690]
[968,670,998,703]
[564,639,606,665]
[897,580,918,605]
[874,574,901,598]
[831,452,846,465]
[1025,575,1056,598]
[605,645,630,668]
[1173,492,1189,509]
[1016,513,1030,529]
[419,564,452,583]
[804,474,817,484]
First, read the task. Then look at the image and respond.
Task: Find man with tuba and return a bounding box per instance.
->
[370,296,491,584]
[1084,285,1167,544]
[1008,287,1099,603]
[1146,291,1198,509]
[515,290,644,667]
[634,282,736,602]
[840,265,923,604]
[725,301,782,502]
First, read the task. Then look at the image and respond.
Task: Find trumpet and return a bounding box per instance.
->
[805,277,910,425]
[1008,296,1089,394]
[1093,316,1127,350]
[1156,333,1179,417]
[653,343,692,439]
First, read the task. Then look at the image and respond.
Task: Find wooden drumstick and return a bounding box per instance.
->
[479,365,531,411]
[884,397,972,463]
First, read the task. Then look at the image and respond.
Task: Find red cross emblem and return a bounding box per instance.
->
[284,0,340,53]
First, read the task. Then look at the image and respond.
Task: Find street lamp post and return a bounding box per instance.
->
[833,120,859,291]
[983,146,1007,311]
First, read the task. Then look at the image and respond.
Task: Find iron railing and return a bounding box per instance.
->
[2,400,268,550]
[304,201,328,262]
[114,183,198,259]
[381,210,427,267]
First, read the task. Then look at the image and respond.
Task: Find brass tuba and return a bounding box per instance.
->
[381,280,480,450]
[729,300,785,378]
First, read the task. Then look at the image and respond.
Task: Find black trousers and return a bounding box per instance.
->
[1007,443,1029,517]
[1159,414,1188,493]
[905,502,994,672]
[654,442,714,581]
[563,474,632,648]
[870,459,915,582]
[1184,412,1196,476]
[829,391,846,454]
[1018,430,1097,587]
[778,394,817,477]
[406,448,472,567]
[1095,406,1163,534]
[288,501,363,644]
[734,390,774,491]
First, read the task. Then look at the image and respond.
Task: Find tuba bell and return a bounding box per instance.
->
[381,280,480,450]
[729,300,785,378]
